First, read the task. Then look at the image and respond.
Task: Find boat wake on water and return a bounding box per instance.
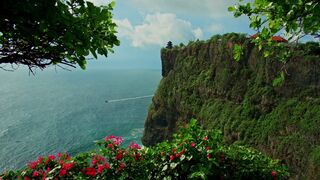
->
[105,95,153,103]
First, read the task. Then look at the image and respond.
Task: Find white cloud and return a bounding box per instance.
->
[115,13,203,47]
[130,0,236,19]
[87,0,110,6]
[207,24,224,34]
[192,28,204,39]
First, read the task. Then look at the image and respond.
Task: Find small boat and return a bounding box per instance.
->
[105,100,108,103]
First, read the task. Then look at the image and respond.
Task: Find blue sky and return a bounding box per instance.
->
[87,0,255,70]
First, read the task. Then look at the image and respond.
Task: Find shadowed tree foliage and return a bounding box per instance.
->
[166,41,173,49]
[0,0,120,72]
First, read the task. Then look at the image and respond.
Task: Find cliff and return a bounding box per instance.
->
[142,33,320,179]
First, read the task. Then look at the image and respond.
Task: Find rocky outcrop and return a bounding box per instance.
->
[142,34,320,179]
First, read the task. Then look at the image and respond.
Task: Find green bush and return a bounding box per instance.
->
[0,120,289,179]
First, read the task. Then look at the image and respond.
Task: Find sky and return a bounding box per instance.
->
[87,0,255,70]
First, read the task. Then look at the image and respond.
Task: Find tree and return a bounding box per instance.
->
[166,41,173,49]
[0,0,120,72]
[229,0,320,61]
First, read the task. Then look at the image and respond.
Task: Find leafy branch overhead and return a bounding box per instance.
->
[229,0,320,60]
[0,0,120,72]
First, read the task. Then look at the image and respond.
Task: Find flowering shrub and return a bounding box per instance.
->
[0,119,289,179]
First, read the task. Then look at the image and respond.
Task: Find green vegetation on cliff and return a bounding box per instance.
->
[142,33,320,179]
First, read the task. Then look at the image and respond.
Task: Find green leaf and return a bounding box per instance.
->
[162,164,168,172]
[110,1,116,8]
[90,48,98,59]
[233,44,243,61]
[170,163,177,169]
[180,154,186,161]
[272,71,285,87]
[228,6,235,12]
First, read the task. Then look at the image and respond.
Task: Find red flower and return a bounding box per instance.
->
[24,177,31,180]
[119,162,125,169]
[221,153,225,162]
[48,155,55,160]
[85,167,97,177]
[104,163,110,169]
[32,171,40,177]
[207,154,211,159]
[190,142,196,147]
[92,159,98,166]
[116,150,123,160]
[65,152,70,160]
[107,143,114,148]
[28,161,38,169]
[46,167,51,173]
[59,169,67,177]
[170,155,175,161]
[135,153,141,161]
[92,155,105,165]
[98,164,104,174]
[206,146,211,151]
[128,142,141,149]
[203,136,208,141]
[37,156,43,164]
[62,162,74,171]
[271,170,277,179]
[57,152,62,158]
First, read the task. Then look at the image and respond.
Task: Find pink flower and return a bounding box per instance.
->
[57,152,62,158]
[32,171,40,177]
[128,142,141,149]
[170,155,175,161]
[105,135,123,146]
[190,142,196,147]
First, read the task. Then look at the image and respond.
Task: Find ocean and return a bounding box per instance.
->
[0,69,161,172]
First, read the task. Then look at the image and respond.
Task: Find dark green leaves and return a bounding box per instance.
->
[0,0,119,71]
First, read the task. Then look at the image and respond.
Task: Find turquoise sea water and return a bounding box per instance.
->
[0,69,161,172]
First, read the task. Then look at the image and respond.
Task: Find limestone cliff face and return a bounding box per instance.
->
[142,34,320,179]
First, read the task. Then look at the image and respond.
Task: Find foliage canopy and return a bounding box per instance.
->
[0,0,119,72]
[229,0,320,61]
